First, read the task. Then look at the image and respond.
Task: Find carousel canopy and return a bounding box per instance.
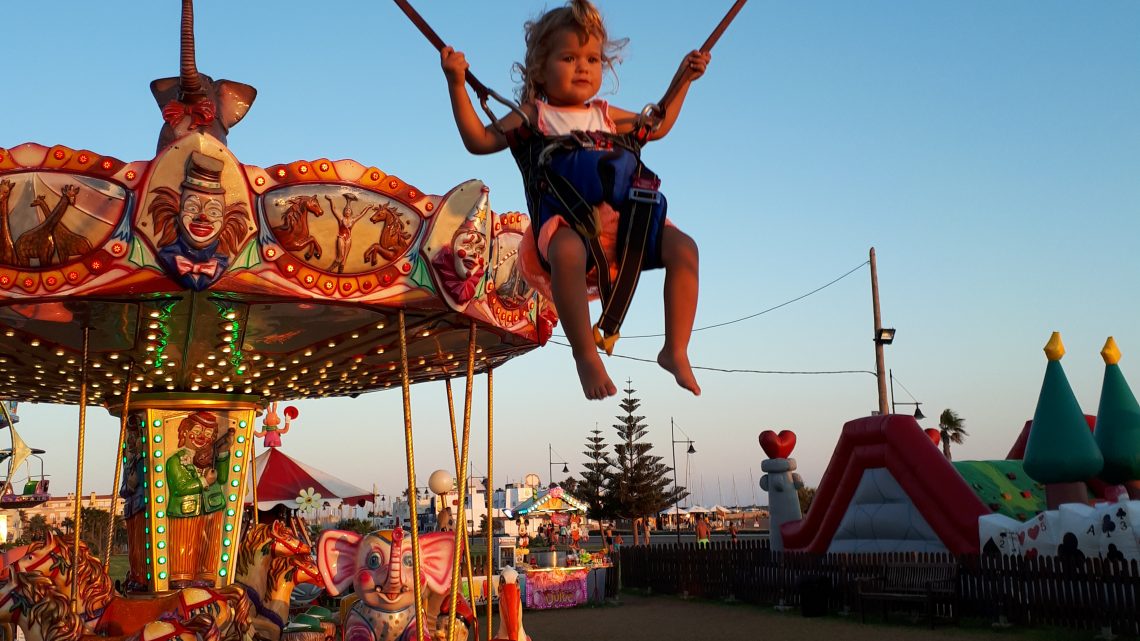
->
[504,486,586,518]
[245,447,371,511]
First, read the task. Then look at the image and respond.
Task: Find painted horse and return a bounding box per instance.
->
[234,521,321,641]
[0,567,220,641]
[362,203,411,267]
[3,532,251,641]
[271,195,325,260]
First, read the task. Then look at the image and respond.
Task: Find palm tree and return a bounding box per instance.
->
[938,409,968,460]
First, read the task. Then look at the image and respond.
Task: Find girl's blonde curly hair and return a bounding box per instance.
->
[514,0,627,104]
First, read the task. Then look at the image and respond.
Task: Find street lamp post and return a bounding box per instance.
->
[548,444,569,489]
[670,418,696,545]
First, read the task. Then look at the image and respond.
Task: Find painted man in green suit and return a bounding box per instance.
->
[166,411,233,586]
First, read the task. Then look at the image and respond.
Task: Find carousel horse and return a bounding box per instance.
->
[0,567,221,641]
[233,521,321,641]
[490,568,529,641]
[4,531,251,641]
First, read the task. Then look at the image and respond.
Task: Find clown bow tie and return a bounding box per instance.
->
[174,255,220,278]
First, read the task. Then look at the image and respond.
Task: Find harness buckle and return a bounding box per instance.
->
[628,175,662,204]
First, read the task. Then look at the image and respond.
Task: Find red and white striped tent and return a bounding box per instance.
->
[244,447,372,511]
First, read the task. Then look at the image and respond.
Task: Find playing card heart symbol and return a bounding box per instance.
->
[759,430,796,459]
[1028,525,1040,540]
[924,429,941,446]
[1018,531,1026,546]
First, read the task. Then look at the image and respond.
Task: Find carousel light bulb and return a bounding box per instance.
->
[376,322,385,329]
[149,311,160,318]
[93,362,102,368]
[421,330,430,337]
[376,347,385,354]
[351,333,360,339]
[145,345,154,352]
[148,322,159,329]
[66,358,75,364]
[146,333,157,341]
[327,341,336,347]
[303,349,313,357]
[207,354,217,360]
[109,353,119,360]
[252,354,262,361]
[211,383,220,390]
[3,330,13,337]
[223,323,234,331]
[55,349,64,356]
[325,361,333,368]
[221,346,232,354]
[191,385,200,391]
[206,370,215,376]
[225,311,236,320]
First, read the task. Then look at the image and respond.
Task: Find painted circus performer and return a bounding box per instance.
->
[148,151,249,290]
[165,411,234,586]
[440,0,710,399]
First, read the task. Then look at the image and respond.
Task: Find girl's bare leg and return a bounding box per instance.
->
[548,227,617,400]
[657,227,700,395]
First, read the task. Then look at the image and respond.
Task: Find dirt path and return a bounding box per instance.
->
[501,593,1084,641]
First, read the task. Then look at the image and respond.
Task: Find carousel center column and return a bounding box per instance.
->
[115,393,258,593]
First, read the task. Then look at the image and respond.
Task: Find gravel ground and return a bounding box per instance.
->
[488,593,1088,641]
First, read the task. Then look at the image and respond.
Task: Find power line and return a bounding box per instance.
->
[592,259,870,340]
[547,340,874,376]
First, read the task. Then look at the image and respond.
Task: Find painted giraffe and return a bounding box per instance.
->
[15,184,80,267]
[28,189,92,264]
[0,179,14,264]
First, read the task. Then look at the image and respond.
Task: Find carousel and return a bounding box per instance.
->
[0,1,551,640]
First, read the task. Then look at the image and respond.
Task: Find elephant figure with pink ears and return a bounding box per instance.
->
[318,528,476,641]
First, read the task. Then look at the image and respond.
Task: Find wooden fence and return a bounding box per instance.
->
[619,541,1140,634]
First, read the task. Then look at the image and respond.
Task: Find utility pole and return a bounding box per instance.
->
[870,247,889,416]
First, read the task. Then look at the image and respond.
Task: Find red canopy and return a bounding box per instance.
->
[245,447,372,510]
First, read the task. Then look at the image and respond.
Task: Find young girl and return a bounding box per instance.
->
[442,0,708,400]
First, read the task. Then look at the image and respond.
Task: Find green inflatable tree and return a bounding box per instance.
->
[1094,337,1140,494]
[1023,332,1103,508]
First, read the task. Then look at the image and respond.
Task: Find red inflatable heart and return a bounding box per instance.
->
[759,430,796,459]
[924,428,941,446]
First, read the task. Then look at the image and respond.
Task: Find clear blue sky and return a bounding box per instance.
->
[3,1,1138,508]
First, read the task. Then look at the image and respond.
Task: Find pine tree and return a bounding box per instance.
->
[577,425,614,523]
[608,381,686,543]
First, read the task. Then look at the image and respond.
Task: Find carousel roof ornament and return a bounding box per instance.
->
[0,0,553,408]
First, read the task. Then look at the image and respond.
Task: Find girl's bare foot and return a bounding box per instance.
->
[575,351,617,400]
[658,349,701,396]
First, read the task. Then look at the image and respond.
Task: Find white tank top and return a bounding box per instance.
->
[536,99,616,136]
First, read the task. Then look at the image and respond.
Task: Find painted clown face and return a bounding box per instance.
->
[178,190,227,249]
[451,227,486,280]
[182,417,217,451]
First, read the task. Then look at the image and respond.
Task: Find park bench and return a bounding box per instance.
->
[856,562,958,628]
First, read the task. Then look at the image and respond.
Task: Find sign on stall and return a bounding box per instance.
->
[524,568,588,609]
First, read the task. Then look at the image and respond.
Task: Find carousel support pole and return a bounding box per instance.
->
[485,368,494,641]
[71,325,91,612]
[249,433,259,527]
[104,363,134,570]
[446,323,478,641]
[398,311,427,641]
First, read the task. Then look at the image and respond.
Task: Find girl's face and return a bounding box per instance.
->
[538,28,604,107]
